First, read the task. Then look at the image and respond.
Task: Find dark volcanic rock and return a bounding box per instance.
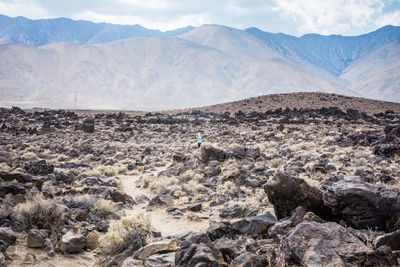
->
[0,227,16,246]
[374,144,400,158]
[200,145,226,162]
[175,233,228,267]
[323,176,400,230]
[27,229,49,248]
[25,160,54,175]
[0,182,26,197]
[231,252,269,267]
[231,212,277,238]
[264,172,331,219]
[148,193,173,207]
[281,219,389,266]
[374,229,400,251]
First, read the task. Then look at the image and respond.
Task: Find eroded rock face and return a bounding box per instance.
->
[322,176,400,230]
[281,219,383,266]
[264,172,331,219]
[231,252,268,267]
[175,233,228,267]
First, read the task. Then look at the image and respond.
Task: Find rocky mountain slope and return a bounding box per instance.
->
[0,14,399,110]
[0,14,193,46]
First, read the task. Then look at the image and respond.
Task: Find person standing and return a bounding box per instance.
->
[197,134,202,148]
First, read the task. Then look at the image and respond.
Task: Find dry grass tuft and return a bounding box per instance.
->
[98,214,152,255]
[12,193,65,232]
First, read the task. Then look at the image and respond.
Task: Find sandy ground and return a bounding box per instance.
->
[119,168,209,237]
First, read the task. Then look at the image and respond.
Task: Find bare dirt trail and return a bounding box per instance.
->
[118,167,209,237]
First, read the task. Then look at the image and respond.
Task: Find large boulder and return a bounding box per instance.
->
[264,172,331,219]
[280,219,390,266]
[322,176,400,230]
[60,231,86,253]
[200,145,226,162]
[175,233,228,267]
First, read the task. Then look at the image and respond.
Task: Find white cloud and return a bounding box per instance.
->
[375,10,400,27]
[272,0,386,35]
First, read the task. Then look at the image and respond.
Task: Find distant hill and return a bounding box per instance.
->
[0,14,399,110]
[0,14,194,46]
[188,92,400,115]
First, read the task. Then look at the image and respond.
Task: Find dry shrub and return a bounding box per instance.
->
[98,214,152,255]
[72,195,120,220]
[12,193,65,232]
[21,152,37,161]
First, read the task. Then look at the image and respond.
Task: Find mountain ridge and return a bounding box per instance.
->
[0,14,399,110]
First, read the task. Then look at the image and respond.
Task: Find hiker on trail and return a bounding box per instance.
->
[197,135,202,148]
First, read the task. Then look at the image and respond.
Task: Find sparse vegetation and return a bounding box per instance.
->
[12,193,65,232]
[98,214,152,255]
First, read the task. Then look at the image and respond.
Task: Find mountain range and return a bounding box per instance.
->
[0,14,399,110]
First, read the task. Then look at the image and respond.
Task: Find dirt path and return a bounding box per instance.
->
[118,168,209,237]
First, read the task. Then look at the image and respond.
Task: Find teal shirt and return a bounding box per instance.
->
[198,137,202,143]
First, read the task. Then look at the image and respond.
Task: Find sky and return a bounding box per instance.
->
[0,0,400,36]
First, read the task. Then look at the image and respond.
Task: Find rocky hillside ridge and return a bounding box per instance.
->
[182,92,400,115]
[0,97,400,265]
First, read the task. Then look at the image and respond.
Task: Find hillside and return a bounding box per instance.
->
[0,29,353,110]
[187,92,400,115]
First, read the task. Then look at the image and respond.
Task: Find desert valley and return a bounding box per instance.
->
[1,92,400,266]
[1,9,400,267]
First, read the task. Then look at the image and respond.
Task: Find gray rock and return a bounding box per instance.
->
[231,252,268,267]
[232,212,277,238]
[187,203,202,212]
[145,252,175,267]
[148,193,173,207]
[134,239,179,260]
[0,182,26,197]
[43,238,55,257]
[323,176,400,230]
[374,229,400,251]
[27,229,48,248]
[60,230,86,253]
[0,252,5,267]
[0,227,16,246]
[280,219,393,266]
[175,233,228,267]
[121,258,144,267]
[264,172,331,219]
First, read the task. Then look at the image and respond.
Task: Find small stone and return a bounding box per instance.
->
[27,229,48,248]
[60,230,86,253]
[23,253,36,264]
[188,203,202,212]
[86,230,100,250]
[43,238,55,257]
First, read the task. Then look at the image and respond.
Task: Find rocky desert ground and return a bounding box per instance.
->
[1,92,400,266]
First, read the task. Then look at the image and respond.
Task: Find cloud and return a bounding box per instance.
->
[0,0,398,35]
